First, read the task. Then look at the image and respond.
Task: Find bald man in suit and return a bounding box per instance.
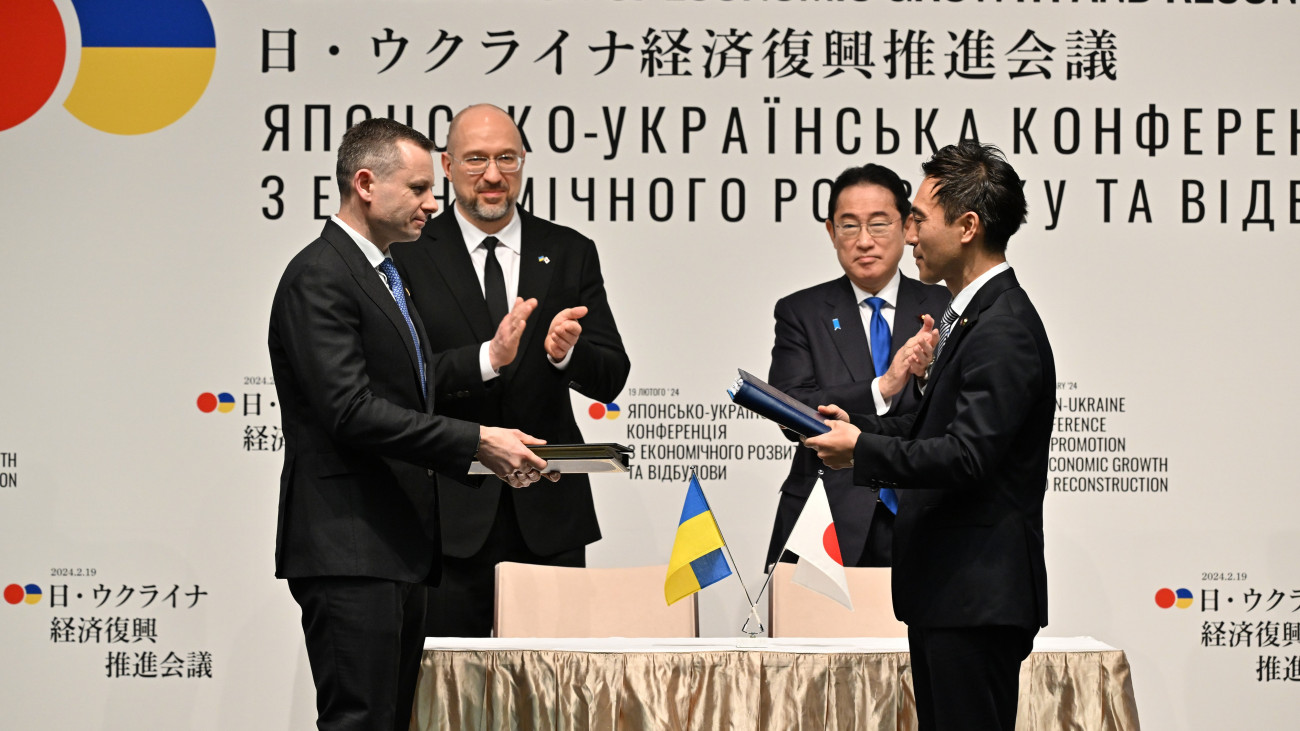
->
[391,104,630,637]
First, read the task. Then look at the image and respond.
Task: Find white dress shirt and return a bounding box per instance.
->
[452,206,573,380]
[331,215,397,294]
[949,261,1011,318]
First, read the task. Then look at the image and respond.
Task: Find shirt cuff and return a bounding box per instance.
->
[479,342,499,381]
[871,377,891,416]
[548,347,574,371]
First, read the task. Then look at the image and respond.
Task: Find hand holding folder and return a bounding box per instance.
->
[726,369,830,437]
[469,443,632,475]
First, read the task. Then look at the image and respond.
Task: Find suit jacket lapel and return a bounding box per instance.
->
[920,268,1019,404]
[420,212,496,343]
[408,305,434,412]
[824,276,875,382]
[321,221,426,398]
[511,209,554,381]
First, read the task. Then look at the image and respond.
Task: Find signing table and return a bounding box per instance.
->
[415,636,1139,731]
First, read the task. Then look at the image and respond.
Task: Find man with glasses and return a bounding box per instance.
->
[391,104,630,637]
[806,143,1053,730]
[765,164,948,570]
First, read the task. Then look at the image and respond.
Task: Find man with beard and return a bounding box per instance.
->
[391,104,630,637]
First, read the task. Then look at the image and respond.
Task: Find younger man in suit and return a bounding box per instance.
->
[766,164,947,569]
[268,118,552,730]
[806,142,1055,731]
[390,104,630,637]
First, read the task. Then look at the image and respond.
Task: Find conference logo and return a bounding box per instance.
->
[3,583,43,606]
[1154,587,1194,609]
[196,392,235,414]
[2,0,215,135]
[588,402,621,420]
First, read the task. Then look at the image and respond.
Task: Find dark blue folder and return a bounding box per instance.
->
[727,369,830,437]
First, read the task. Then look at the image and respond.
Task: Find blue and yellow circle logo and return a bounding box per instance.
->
[1154,587,1193,609]
[197,392,235,414]
[1,0,215,135]
[588,402,621,420]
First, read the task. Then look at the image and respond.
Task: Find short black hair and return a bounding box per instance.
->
[920,142,1026,253]
[336,118,434,197]
[827,163,911,221]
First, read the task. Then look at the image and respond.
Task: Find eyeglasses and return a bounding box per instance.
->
[833,220,899,241]
[452,154,523,175]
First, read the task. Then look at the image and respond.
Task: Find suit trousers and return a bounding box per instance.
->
[907,624,1036,731]
[425,484,585,637]
[289,576,427,731]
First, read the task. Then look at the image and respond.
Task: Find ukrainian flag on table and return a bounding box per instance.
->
[665,476,732,605]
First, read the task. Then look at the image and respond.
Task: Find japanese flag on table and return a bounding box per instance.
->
[785,477,854,610]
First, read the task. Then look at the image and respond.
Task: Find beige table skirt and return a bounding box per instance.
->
[413,638,1140,731]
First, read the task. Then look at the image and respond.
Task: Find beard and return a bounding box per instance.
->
[465,188,514,222]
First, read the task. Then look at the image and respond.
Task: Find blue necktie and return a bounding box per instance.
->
[865,297,891,379]
[377,259,427,399]
[864,296,898,515]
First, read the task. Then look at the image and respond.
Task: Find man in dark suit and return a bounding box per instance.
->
[391,104,630,637]
[766,164,947,569]
[268,118,553,731]
[807,142,1054,731]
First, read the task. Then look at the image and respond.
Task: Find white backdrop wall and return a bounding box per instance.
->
[2,0,1297,728]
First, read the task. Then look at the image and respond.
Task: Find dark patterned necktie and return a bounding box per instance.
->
[932,305,960,363]
[482,236,509,327]
[377,259,426,398]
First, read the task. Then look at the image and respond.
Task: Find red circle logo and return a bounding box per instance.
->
[0,0,66,132]
[3,584,25,605]
[1154,588,1175,609]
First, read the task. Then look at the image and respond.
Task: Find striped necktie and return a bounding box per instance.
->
[932,305,960,363]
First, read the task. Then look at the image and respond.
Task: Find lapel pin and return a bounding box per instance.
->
[538,255,551,264]
[832,318,841,331]
[961,318,969,326]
